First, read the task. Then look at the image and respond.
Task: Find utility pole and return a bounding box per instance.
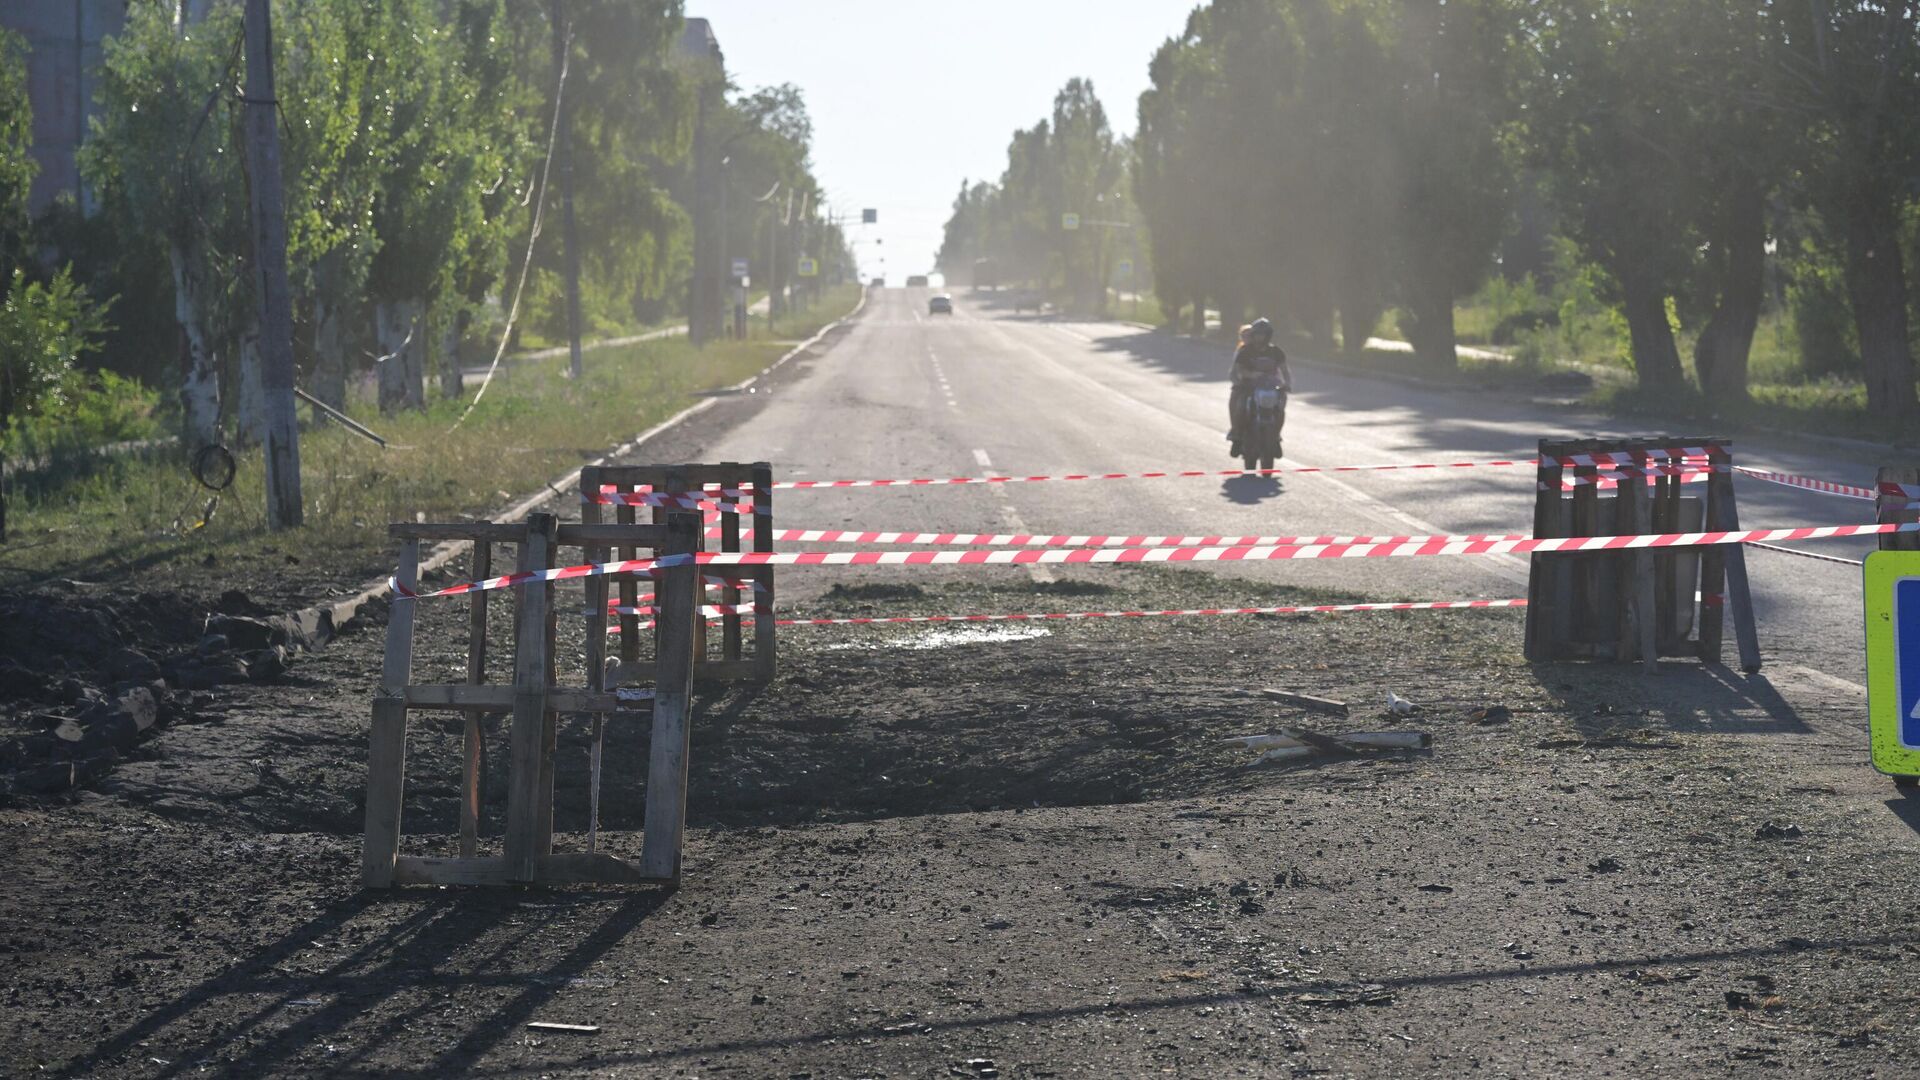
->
[553,0,584,378]
[242,0,302,529]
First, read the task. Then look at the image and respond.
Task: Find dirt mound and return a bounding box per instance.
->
[0,582,327,799]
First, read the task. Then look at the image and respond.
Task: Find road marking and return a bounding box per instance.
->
[929,348,959,411]
[974,448,1056,584]
[1776,662,1867,697]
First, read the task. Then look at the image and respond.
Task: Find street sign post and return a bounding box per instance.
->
[796,256,818,277]
[730,256,750,283]
[1863,550,1920,779]
[1061,212,1080,231]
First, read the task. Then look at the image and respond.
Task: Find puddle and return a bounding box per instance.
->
[825,625,1053,651]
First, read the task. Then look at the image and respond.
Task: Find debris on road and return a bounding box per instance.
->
[1755,820,1804,839]
[1387,691,1419,716]
[1470,704,1512,724]
[1260,688,1349,716]
[1226,727,1432,766]
[526,1022,600,1034]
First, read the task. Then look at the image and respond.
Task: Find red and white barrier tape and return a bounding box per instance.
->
[1731,465,1877,501]
[392,521,1918,599]
[620,597,1529,631]
[1555,469,1710,491]
[675,521,1911,569]
[1551,445,1719,467]
[763,454,1737,491]
[711,527,1534,549]
[392,561,763,599]
[767,460,1539,489]
[613,603,770,618]
[588,490,768,515]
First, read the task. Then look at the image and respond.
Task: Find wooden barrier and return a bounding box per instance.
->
[580,461,776,683]
[1524,437,1759,673]
[360,510,700,888]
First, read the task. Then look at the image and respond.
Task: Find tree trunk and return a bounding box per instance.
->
[1843,187,1917,419]
[1401,290,1457,369]
[168,241,222,448]
[375,299,425,414]
[1190,297,1207,336]
[1337,268,1380,357]
[1692,180,1765,406]
[438,308,466,400]
[1617,267,1685,392]
[235,327,265,447]
[311,287,345,414]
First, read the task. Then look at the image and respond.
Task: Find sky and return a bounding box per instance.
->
[692,1,1196,280]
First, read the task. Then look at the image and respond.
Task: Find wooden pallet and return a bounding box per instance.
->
[1524,437,1759,673]
[580,461,775,684]
[360,510,701,888]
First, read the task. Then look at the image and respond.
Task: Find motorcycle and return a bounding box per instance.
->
[1238,376,1286,472]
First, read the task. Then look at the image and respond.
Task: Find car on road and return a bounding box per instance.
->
[870,276,885,287]
[928,294,953,315]
[906,274,930,287]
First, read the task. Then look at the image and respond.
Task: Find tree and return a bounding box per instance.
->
[0,27,33,286]
[1047,79,1122,310]
[85,2,252,447]
[1524,0,1705,392]
[1779,0,1920,418]
[1382,0,1519,368]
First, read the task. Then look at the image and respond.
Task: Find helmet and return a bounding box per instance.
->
[1248,318,1273,343]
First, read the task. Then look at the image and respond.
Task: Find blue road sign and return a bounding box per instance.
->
[1861,551,1920,775]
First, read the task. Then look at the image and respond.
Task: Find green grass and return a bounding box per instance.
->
[1108,289,1168,328]
[0,285,862,591]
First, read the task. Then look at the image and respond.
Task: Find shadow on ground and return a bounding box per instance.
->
[59,889,671,1079]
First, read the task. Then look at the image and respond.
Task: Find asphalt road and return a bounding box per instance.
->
[697,285,1886,688]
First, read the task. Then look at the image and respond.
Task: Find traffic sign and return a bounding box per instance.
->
[1863,550,1920,777]
[1061,212,1080,231]
[862,208,877,224]
[796,256,818,277]
[730,257,749,279]
[1116,257,1134,278]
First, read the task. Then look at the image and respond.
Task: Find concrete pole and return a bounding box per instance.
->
[242,0,302,529]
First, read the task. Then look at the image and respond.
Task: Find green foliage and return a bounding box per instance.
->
[1,284,860,585]
[0,267,114,423]
[0,27,35,282]
[3,370,160,463]
[935,78,1126,311]
[1788,242,1860,380]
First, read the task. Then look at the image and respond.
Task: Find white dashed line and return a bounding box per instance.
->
[929,348,959,411]
[973,448,1056,585]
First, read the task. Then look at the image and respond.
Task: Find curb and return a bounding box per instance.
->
[302,287,870,642]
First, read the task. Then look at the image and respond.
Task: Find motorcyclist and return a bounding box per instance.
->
[1227,317,1292,458]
